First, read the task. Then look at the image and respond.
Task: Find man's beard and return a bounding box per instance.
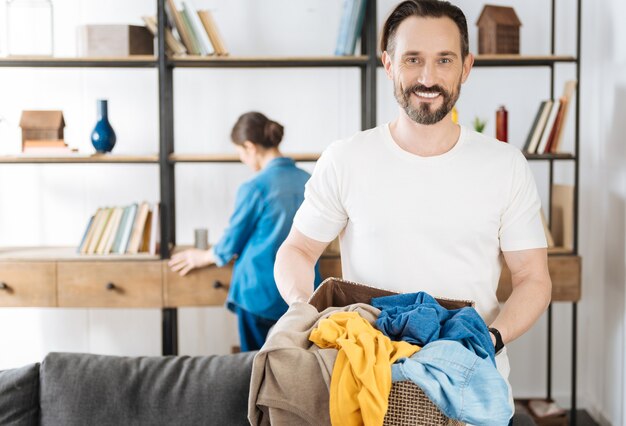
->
[394,78,461,125]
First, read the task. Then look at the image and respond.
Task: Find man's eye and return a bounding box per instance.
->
[439,58,451,64]
[406,58,419,64]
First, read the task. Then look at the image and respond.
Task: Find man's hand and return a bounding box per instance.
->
[168,248,215,276]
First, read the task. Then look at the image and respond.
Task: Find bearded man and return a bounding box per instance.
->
[274,0,552,417]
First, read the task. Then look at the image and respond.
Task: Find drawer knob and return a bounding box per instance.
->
[106,282,116,291]
[0,282,8,290]
[213,280,225,289]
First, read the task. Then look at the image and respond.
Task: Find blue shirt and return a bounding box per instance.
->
[213,157,322,320]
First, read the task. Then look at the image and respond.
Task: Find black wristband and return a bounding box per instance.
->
[489,327,505,354]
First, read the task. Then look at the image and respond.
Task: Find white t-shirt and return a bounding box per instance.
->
[294,123,547,325]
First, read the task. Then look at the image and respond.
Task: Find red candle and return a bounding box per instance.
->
[496,106,508,142]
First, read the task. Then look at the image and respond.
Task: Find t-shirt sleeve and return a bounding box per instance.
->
[293,145,348,242]
[499,151,548,251]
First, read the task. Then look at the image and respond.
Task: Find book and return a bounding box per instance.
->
[165,0,199,55]
[526,100,553,154]
[80,208,102,255]
[111,205,130,254]
[148,202,161,255]
[182,0,214,56]
[522,101,547,153]
[536,100,561,155]
[102,207,124,254]
[140,210,153,253]
[142,15,187,56]
[96,207,122,255]
[77,214,95,254]
[117,203,138,254]
[551,184,574,250]
[127,202,151,254]
[335,0,355,56]
[87,207,113,255]
[550,80,578,153]
[180,9,202,56]
[345,0,367,56]
[543,97,566,154]
[197,10,228,56]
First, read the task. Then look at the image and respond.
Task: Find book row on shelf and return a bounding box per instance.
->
[523,80,577,155]
[78,202,160,256]
[145,0,228,57]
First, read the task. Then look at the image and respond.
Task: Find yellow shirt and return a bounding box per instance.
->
[309,311,419,426]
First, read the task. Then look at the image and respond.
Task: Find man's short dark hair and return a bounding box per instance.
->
[380,0,469,59]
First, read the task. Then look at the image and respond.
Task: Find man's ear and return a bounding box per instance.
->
[461,53,474,84]
[382,51,393,80]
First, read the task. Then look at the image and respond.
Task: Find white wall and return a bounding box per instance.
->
[0,0,621,423]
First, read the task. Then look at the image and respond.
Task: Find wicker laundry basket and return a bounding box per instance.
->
[309,278,471,426]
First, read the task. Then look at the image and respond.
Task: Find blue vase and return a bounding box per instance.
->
[91,99,116,153]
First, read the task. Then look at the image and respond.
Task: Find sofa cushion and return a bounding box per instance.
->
[0,363,40,425]
[40,351,256,426]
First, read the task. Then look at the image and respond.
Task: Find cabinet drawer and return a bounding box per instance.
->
[164,263,231,307]
[57,262,162,307]
[0,262,56,307]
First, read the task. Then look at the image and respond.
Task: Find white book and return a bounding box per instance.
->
[536,99,561,154]
[117,203,138,255]
[527,100,554,154]
[182,0,214,55]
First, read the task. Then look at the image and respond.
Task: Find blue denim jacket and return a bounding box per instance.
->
[392,340,512,425]
[213,157,322,320]
[371,292,495,364]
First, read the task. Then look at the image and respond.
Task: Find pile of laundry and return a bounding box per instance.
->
[248,290,512,426]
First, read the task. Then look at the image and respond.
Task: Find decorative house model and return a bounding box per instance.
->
[476,5,522,54]
[19,110,65,151]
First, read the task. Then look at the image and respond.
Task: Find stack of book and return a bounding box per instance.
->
[523,80,577,155]
[143,0,228,56]
[22,140,77,155]
[77,201,160,256]
[334,0,367,56]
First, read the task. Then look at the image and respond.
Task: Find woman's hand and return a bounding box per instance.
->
[168,248,215,276]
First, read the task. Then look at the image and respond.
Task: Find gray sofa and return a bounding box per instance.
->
[0,351,256,426]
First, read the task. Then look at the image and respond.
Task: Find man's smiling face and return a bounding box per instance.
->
[386,16,471,125]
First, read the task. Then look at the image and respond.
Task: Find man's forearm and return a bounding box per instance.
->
[490,277,551,345]
[274,241,318,305]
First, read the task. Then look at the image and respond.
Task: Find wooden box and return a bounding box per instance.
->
[77,25,154,57]
[476,5,521,54]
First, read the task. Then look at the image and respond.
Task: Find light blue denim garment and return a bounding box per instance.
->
[392,340,512,426]
[371,292,495,364]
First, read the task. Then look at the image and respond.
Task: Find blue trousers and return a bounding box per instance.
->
[235,306,277,352]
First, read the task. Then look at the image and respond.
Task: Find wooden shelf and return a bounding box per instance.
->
[0,56,157,68]
[524,152,576,161]
[374,54,577,68]
[0,154,159,164]
[473,54,577,67]
[170,153,320,163]
[0,247,160,261]
[169,55,369,68]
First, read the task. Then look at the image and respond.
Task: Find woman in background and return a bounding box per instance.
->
[169,111,321,351]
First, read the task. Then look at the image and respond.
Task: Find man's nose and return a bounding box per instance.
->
[416,62,437,87]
